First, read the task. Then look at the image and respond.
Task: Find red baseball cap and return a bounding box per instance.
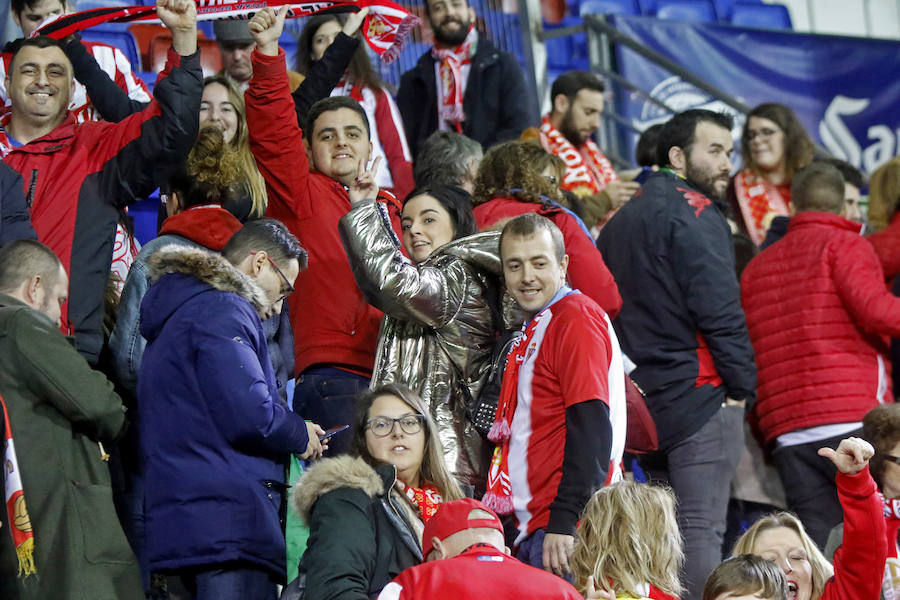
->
[422,498,504,557]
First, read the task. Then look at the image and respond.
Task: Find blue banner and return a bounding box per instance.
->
[609,15,900,174]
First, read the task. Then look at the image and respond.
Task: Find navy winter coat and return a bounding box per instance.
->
[137,246,310,577]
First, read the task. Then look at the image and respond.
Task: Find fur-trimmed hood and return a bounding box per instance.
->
[293,455,391,524]
[146,244,268,317]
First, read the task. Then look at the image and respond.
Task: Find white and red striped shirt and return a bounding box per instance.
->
[509,292,626,542]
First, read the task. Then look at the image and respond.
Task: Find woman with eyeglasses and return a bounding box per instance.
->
[471,140,622,318]
[290,383,463,600]
[729,103,815,247]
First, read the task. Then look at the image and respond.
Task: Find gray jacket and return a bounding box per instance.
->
[339,200,504,487]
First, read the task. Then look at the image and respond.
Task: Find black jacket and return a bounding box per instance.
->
[293,456,423,600]
[396,35,536,158]
[0,162,36,247]
[597,170,756,448]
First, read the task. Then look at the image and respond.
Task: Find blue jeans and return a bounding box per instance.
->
[639,403,744,600]
[294,367,370,455]
[515,529,574,583]
[179,564,278,600]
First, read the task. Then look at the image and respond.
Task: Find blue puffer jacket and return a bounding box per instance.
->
[137,245,310,577]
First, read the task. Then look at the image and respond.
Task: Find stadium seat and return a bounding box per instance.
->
[79,28,142,71]
[730,2,792,29]
[711,0,761,20]
[655,0,717,22]
[279,33,299,71]
[579,0,640,17]
[544,17,588,70]
[637,0,658,14]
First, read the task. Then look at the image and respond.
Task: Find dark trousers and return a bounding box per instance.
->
[294,366,370,455]
[772,428,861,550]
[178,564,278,600]
[640,403,744,600]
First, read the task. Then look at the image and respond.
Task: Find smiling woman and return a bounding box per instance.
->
[339,183,503,490]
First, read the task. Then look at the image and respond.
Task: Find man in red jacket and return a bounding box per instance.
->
[377,498,583,600]
[741,161,900,549]
[245,7,402,453]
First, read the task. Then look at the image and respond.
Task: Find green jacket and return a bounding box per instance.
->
[0,294,142,600]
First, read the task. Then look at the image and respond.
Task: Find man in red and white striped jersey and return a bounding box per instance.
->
[486,213,626,579]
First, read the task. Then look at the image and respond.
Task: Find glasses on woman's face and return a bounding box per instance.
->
[366,414,426,437]
[746,127,780,141]
[881,453,900,466]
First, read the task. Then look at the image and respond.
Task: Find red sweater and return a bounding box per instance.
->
[824,466,887,600]
[741,212,900,444]
[245,49,402,376]
[473,196,622,318]
[868,212,900,281]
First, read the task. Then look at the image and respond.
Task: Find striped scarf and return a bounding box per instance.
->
[2,393,35,577]
[34,0,419,63]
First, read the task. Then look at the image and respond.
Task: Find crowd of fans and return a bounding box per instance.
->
[0,0,898,599]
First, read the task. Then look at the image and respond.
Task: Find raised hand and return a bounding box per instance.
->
[248,5,288,57]
[342,7,370,37]
[818,436,874,475]
[156,0,197,56]
[348,156,382,205]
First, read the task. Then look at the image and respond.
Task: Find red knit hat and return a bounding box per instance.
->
[421,498,504,557]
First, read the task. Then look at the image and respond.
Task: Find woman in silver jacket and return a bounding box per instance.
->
[340,177,504,490]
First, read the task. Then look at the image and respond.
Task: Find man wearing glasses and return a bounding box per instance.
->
[137,218,326,600]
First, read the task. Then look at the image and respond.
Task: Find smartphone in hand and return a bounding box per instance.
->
[319,424,349,442]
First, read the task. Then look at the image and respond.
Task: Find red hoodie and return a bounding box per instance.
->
[158,205,242,251]
[245,49,402,376]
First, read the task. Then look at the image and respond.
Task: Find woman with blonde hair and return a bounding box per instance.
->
[865,157,900,279]
[731,437,886,600]
[291,383,464,599]
[571,480,684,600]
[472,140,622,318]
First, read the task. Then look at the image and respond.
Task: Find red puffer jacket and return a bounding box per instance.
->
[868,212,900,281]
[741,211,900,445]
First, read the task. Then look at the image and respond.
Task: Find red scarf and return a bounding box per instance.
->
[482,317,541,515]
[431,26,477,129]
[2,393,35,577]
[539,115,618,197]
[34,0,419,63]
[404,482,442,522]
[732,168,790,246]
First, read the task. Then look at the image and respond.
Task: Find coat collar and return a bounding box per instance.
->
[789,211,865,235]
[145,245,269,318]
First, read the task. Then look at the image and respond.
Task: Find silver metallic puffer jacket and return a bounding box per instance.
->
[339,200,503,488]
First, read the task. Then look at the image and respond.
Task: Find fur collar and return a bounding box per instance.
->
[293,456,387,524]
[146,245,269,318]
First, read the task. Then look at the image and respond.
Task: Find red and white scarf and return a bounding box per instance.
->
[882,495,900,600]
[732,168,790,246]
[35,0,419,63]
[431,26,477,129]
[2,393,35,577]
[403,481,442,522]
[482,316,541,515]
[539,115,618,197]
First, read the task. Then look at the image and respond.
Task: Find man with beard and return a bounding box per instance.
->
[597,109,756,600]
[396,0,536,158]
[534,70,639,229]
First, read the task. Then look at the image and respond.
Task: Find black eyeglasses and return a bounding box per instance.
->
[746,127,780,141]
[880,454,900,466]
[252,252,294,302]
[366,414,426,437]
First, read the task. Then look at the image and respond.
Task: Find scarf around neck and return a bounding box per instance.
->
[733,168,790,246]
[540,115,618,197]
[431,26,477,129]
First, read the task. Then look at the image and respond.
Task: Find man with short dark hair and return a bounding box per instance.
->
[245,6,403,454]
[741,161,900,549]
[0,0,201,366]
[413,130,482,193]
[598,109,756,600]
[536,70,639,227]
[0,239,142,600]
[396,0,536,158]
[487,213,626,577]
[378,498,583,599]
[138,218,324,599]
